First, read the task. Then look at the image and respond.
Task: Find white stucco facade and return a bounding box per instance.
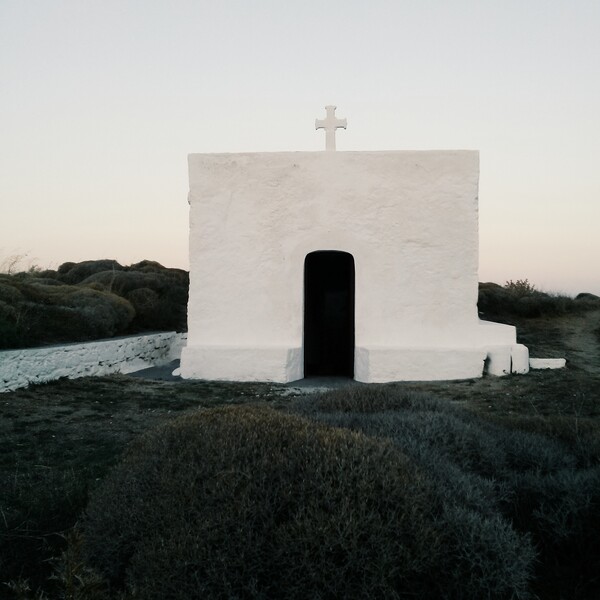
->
[180,150,527,383]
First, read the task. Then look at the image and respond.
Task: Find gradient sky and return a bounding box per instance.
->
[1,1,599,295]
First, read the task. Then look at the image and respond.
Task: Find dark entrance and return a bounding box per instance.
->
[304,251,355,377]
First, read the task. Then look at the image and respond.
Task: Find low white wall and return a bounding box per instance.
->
[0,332,187,393]
[529,358,566,370]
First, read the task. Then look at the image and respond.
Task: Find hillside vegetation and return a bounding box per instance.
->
[478,279,600,322]
[0,259,188,349]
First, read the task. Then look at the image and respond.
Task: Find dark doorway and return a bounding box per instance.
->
[304,251,355,377]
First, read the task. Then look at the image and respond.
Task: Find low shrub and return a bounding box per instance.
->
[504,279,536,296]
[478,281,593,320]
[291,386,600,599]
[575,292,600,302]
[80,405,534,599]
[0,465,92,598]
[0,279,24,304]
[64,288,135,336]
[82,268,188,332]
[127,259,174,273]
[56,260,124,285]
[0,260,188,349]
[125,287,161,329]
[0,300,20,348]
[1,284,136,347]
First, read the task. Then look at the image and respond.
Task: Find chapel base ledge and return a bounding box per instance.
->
[180,343,528,384]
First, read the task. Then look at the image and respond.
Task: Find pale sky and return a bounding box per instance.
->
[1,0,599,295]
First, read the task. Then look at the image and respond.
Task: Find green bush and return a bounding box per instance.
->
[80,405,534,599]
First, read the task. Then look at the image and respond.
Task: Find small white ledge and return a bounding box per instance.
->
[529,358,566,370]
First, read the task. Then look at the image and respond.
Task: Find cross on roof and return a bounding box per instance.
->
[315,105,347,151]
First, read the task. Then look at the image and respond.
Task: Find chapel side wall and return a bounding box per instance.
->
[345,151,480,346]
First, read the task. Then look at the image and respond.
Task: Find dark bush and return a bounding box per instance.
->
[0,259,188,348]
[0,300,20,348]
[575,292,600,302]
[0,465,92,599]
[82,269,188,332]
[0,279,24,304]
[81,270,178,295]
[81,405,534,599]
[291,386,600,600]
[0,284,135,347]
[35,268,60,280]
[64,288,135,335]
[57,261,76,275]
[27,277,63,286]
[127,259,173,273]
[125,287,161,329]
[56,260,124,284]
[478,281,586,320]
[574,292,600,313]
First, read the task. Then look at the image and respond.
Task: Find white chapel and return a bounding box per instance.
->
[180,107,528,383]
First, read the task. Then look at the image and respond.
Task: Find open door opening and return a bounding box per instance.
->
[304,251,355,377]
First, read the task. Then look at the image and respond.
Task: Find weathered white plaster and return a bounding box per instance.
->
[529,358,566,370]
[355,347,488,382]
[0,332,186,393]
[181,150,525,383]
[486,344,530,376]
[511,344,530,374]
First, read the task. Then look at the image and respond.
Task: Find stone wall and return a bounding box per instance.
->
[0,332,186,393]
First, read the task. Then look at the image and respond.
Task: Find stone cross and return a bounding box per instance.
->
[315,105,347,151]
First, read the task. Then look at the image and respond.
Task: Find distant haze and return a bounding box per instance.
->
[1,1,599,295]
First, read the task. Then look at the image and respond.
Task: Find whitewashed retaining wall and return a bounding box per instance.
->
[0,332,187,393]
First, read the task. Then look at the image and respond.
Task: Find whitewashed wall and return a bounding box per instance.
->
[182,150,526,382]
[0,332,186,393]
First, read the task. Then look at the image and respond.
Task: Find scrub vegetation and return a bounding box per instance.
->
[0,259,188,349]
[478,279,600,321]
[1,273,599,599]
